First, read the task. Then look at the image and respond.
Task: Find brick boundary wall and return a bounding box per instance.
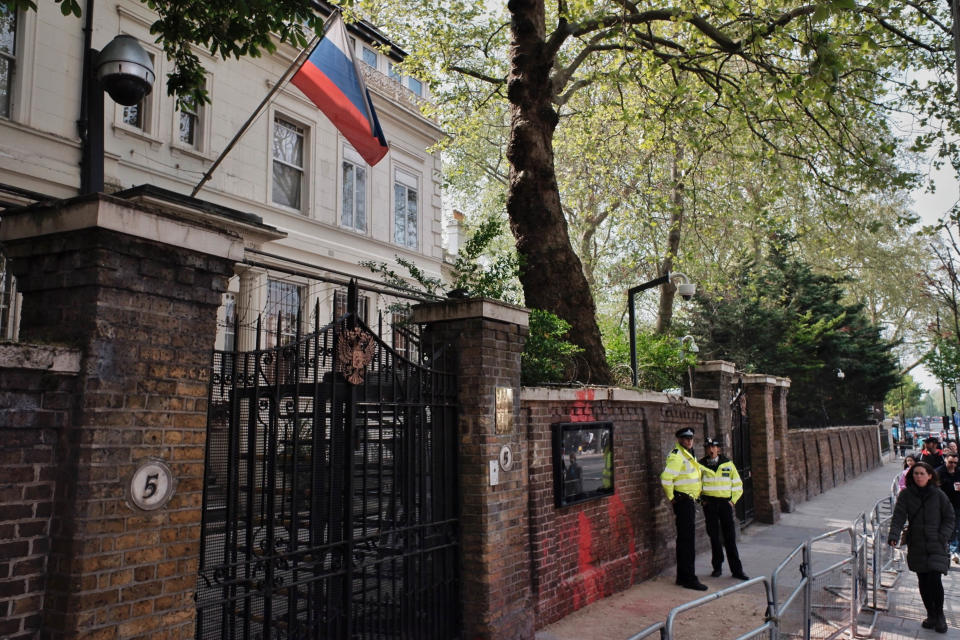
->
[0,345,81,640]
[522,388,719,629]
[782,425,881,508]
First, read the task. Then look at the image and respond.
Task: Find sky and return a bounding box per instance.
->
[909,162,958,398]
[913,163,959,226]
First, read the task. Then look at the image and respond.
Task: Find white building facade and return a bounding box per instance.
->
[0,1,447,347]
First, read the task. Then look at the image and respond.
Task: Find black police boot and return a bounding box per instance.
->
[679,579,708,591]
[710,568,722,578]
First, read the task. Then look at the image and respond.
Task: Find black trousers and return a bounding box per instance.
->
[702,497,744,575]
[917,571,944,618]
[673,494,697,583]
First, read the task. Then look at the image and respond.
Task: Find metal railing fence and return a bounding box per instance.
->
[631,495,904,639]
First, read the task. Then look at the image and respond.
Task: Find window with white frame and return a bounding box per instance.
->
[272,117,305,210]
[265,279,301,347]
[341,146,367,233]
[387,61,401,83]
[221,292,236,351]
[176,88,203,149]
[0,5,16,119]
[121,51,156,131]
[361,46,377,69]
[393,169,419,249]
[407,77,423,97]
[392,307,413,356]
[332,289,369,323]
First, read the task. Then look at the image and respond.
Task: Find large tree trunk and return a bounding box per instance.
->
[655,152,685,334]
[506,0,611,384]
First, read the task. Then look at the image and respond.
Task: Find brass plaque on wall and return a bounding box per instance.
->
[496,387,514,434]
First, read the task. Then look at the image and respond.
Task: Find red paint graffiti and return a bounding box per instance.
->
[565,490,639,610]
[569,389,597,423]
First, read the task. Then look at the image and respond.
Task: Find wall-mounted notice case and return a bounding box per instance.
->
[552,421,614,507]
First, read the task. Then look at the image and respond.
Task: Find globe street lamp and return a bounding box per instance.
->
[627,271,696,387]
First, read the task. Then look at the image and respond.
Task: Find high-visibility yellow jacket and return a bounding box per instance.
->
[698,456,743,504]
[660,442,701,500]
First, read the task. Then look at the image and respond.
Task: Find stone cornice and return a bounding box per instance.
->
[0,192,286,262]
[694,360,736,374]
[0,343,81,374]
[520,386,719,410]
[411,298,530,327]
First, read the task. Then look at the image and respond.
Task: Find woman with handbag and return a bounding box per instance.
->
[887,461,956,633]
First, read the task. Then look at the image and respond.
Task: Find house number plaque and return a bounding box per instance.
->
[127,458,176,511]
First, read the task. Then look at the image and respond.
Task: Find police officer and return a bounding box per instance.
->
[699,437,749,580]
[660,427,707,590]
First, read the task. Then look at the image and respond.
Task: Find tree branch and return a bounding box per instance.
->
[448,64,506,86]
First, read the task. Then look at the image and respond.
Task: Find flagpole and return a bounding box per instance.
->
[190,11,340,198]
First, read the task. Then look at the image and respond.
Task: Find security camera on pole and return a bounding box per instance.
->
[79,2,155,194]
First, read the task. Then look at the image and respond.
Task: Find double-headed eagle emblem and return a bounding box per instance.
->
[337,326,376,384]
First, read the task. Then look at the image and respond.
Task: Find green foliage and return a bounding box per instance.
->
[450,214,521,303]
[600,318,696,390]
[884,374,926,421]
[358,0,950,371]
[362,213,578,385]
[360,256,444,298]
[360,213,520,303]
[923,336,960,391]
[631,332,698,392]
[689,247,900,427]
[521,310,584,386]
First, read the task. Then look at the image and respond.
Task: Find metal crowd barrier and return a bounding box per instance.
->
[664,577,775,639]
[770,543,809,639]
[625,622,664,640]
[631,497,905,639]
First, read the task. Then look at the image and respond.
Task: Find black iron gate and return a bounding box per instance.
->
[730,380,754,526]
[196,291,459,639]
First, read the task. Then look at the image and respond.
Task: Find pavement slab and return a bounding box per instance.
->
[535,459,960,640]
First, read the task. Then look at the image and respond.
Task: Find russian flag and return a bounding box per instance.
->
[292,13,389,166]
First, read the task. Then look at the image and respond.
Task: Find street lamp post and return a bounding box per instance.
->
[627,271,695,387]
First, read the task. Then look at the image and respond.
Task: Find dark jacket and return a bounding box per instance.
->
[936,465,960,509]
[887,484,955,574]
[919,449,945,469]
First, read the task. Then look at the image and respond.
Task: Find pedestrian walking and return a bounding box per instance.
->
[935,451,960,564]
[887,461,956,634]
[894,455,917,494]
[660,427,707,591]
[919,436,945,469]
[699,437,749,580]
